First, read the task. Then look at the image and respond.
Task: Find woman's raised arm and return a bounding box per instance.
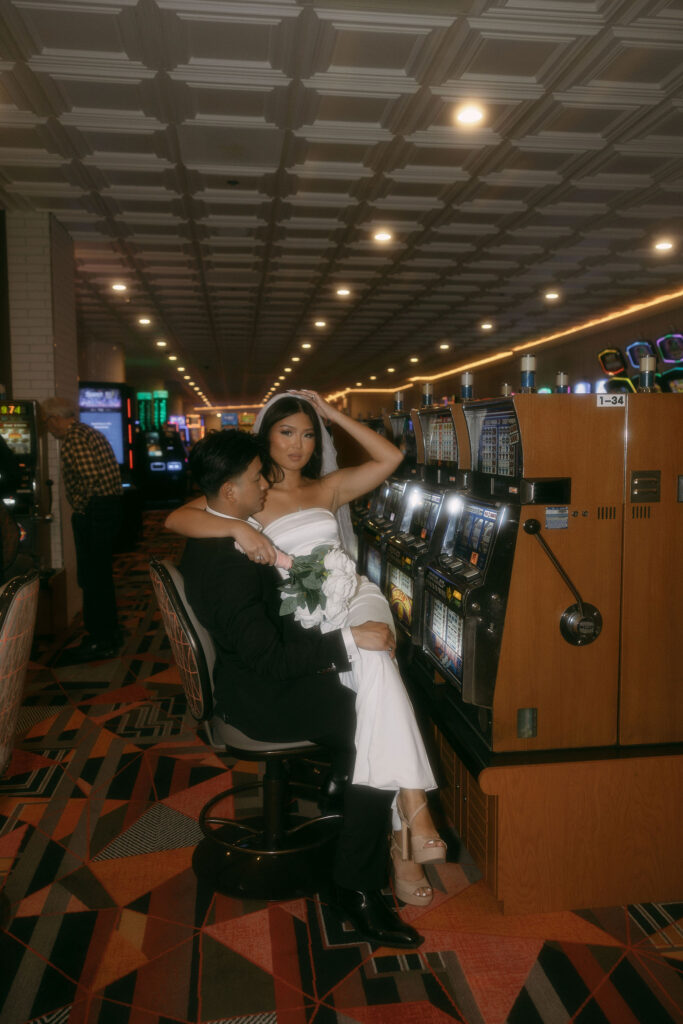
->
[300,390,403,507]
[165,500,278,564]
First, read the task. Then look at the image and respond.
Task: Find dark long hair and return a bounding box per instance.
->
[256,396,323,484]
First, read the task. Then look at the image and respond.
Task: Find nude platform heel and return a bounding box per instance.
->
[390,837,433,907]
[398,799,447,865]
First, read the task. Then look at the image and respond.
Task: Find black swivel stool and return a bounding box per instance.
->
[150,558,340,901]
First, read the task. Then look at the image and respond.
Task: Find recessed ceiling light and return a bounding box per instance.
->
[544,291,560,301]
[177,366,185,371]
[409,357,419,363]
[156,339,167,347]
[455,102,485,126]
[138,317,151,325]
[336,287,351,297]
[387,367,396,373]
[111,282,127,292]
[279,375,285,380]
[439,343,450,350]
[480,321,494,330]
[291,356,300,362]
[356,381,363,386]
[373,230,393,243]
[301,342,312,349]
[654,238,674,252]
[284,367,292,373]
[168,355,177,361]
[314,320,326,328]
[183,375,191,380]
[369,375,377,381]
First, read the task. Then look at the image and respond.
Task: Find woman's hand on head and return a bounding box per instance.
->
[297,390,338,423]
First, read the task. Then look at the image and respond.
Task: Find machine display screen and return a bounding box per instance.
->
[80,411,124,464]
[0,410,32,455]
[475,408,521,478]
[384,482,406,522]
[425,590,463,684]
[388,563,413,626]
[408,490,442,542]
[452,501,497,571]
[365,546,383,587]
[80,387,122,411]
[391,415,416,461]
[425,412,457,464]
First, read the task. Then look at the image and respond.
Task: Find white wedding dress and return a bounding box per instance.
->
[262,507,436,811]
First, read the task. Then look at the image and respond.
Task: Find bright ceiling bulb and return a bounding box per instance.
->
[439,343,450,350]
[455,103,485,126]
[279,375,285,380]
[373,229,393,243]
[138,317,151,325]
[480,321,494,330]
[177,366,185,371]
[291,356,300,362]
[409,356,419,363]
[156,339,167,347]
[654,238,674,252]
[284,367,292,373]
[369,375,377,380]
[168,355,177,361]
[314,319,326,328]
[544,290,560,301]
[183,375,191,380]
[111,282,127,292]
[387,367,396,373]
[356,381,363,386]
[336,287,351,297]
[301,342,312,349]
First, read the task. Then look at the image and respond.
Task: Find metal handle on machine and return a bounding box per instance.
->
[523,518,584,615]
[522,518,602,646]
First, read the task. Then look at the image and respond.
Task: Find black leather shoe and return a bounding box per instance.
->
[319,771,348,814]
[329,885,424,949]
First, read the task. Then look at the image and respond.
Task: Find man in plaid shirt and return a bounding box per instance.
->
[42,396,123,662]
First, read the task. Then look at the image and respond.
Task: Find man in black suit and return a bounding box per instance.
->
[179,430,421,949]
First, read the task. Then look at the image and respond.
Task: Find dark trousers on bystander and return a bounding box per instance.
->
[71,495,122,646]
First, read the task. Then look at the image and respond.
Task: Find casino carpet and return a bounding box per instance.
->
[0,512,682,1024]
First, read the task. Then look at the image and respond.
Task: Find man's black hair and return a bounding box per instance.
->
[188,429,264,497]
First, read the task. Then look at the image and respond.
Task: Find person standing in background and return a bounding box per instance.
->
[41,396,123,662]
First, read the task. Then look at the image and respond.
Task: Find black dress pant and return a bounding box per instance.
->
[71,495,122,644]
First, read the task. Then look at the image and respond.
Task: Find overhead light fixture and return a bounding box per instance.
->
[455,102,485,126]
[654,238,674,252]
[156,340,167,348]
[373,229,393,243]
[284,367,292,373]
[183,375,191,380]
[544,290,560,301]
[480,321,494,330]
[356,381,363,386]
[336,287,351,297]
[301,342,312,349]
[291,356,300,362]
[177,366,185,371]
[387,367,396,373]
[111,282,127,292]
[168,355,177,361]
[314,320,327,328]
[409,357,419,363]
[279,375,285,380]
[138,317,151,325]
[439,343,450,350]
[369,375,377,381]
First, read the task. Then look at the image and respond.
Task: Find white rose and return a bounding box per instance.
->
[294,603,325,630]
[322,596,348,630]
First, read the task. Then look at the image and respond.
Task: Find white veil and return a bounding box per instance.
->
[252,391,358,559]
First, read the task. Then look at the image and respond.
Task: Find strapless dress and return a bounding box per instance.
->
[263,508,436,799]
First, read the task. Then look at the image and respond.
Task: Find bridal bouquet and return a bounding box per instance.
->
[279,543,357,630]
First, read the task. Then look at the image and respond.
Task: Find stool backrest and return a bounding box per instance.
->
[150,558,215,722]
[0,571,39,776]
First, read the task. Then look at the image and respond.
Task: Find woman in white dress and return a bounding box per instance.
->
[166,390,446,904]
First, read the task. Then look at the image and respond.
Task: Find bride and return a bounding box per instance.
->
[166,389,446,905]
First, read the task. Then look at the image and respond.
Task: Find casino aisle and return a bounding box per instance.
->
[0,511,681,1024]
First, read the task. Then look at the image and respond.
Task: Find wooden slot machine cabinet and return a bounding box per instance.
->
[619,393,683,744]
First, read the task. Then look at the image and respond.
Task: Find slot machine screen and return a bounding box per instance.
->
[79,387,125,464]
[391,415,416,461]
[366,546,383,587]
[471,407,521,478]
[407,489,443,543]
[451,501,497,571]
[384,481,406,522]
[425,412,457,464]
[0,408,32,455]
[425,589,464,684]
[656,332,683,363]
[388,562,413,625]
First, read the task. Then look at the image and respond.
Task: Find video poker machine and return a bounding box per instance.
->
[411,400,470,488]
[357,477,411,589]
[0,400,48,560]
[417,394,628,755]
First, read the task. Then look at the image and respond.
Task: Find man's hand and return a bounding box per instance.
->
[351,621,396,655]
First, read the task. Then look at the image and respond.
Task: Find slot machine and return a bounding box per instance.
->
[418,394,626,754]
[411,400,470,488]
[384,407,418,479]
[0,400,48,560]
[79,382,136,480]
[357,477,411,588]
[383,482,451,646]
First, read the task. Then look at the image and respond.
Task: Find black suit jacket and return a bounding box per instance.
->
[179,537,353,741]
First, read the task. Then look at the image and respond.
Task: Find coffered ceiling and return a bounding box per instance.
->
[1,0,682,406]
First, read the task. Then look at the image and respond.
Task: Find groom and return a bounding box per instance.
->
[179,429,422,949]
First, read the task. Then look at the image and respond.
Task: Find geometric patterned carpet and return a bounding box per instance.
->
[1,512,682,1024]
